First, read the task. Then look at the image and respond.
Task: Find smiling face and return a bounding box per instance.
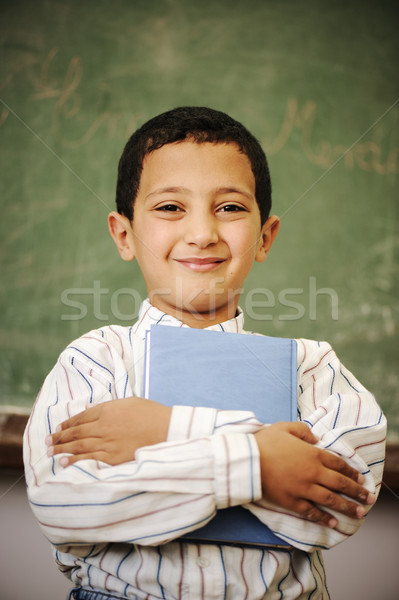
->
[109,141,279,327]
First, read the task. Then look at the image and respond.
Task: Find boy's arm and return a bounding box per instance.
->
[48,402,264,465]
[47,377,377,540]
[51,401,372,528]
[24,340,260,549]
[246,340,386,551]
[35,334,384,551]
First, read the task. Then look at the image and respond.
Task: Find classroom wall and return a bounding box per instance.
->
[0,469,398,600]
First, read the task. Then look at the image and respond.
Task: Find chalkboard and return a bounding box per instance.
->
[1,0,398,441]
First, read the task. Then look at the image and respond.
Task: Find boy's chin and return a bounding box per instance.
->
[150,294,238,325]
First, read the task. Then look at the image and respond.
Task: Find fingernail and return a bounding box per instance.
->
[47,446,54,457]
[356,506,366,518]
[59,457,69,467]
[328,517,337,529]
[45,435,52,446]
[366,493,376,505]
[56,424,62,433]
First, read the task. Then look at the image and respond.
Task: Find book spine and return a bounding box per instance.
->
[143,330,151,399]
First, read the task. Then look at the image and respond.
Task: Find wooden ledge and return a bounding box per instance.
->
[0,407,30,468]
[1,407,398,492]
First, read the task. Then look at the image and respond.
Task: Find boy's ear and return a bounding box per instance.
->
[255,215,280,263]
[108,211,136,261]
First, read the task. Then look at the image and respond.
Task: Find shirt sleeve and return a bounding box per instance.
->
[168,405,264,440]
[23,333,261,549]
[246,339,387,552]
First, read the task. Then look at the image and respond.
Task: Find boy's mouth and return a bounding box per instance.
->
[174,257,226,272]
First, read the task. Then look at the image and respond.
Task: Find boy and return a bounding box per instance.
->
[24,107,386,599]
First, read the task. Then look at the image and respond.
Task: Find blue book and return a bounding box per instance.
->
[144,325,297,548]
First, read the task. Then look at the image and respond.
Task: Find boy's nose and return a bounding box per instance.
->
[183,212,219,248]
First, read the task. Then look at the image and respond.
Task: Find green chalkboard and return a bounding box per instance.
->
[1,0,398,440]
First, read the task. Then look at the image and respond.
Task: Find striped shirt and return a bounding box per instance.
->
[23,300,386,599]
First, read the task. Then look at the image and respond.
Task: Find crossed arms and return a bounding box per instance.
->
[24,331,386,551]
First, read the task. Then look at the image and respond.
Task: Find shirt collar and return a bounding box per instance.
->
[133,299,244,339]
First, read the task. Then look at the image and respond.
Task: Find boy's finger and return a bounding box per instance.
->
[309,483,373,520]
[46,427,76,446]
[55,406,100,432]
[294,499,337,528]
[57,451,107,467]
[320,450,365,484]
[318,468,375,506]
[47,435,101,457]
[47,423,98,447]
[282,422,319,444]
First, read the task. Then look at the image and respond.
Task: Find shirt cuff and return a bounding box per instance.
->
[211,433,261,509]
[167,405,218,441]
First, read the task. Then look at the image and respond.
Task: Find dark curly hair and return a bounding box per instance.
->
[116,106,272,225]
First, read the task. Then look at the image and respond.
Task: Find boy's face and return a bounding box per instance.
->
[109,141,279,327]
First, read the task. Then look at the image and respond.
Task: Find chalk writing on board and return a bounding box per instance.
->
[1,50,398,175]
[1,48,141,147]
[264,97,398,175]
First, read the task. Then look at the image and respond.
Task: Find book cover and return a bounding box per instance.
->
[144,325,297,548]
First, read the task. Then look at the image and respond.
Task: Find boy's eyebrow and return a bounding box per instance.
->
[145,186,190,200]
[214,187,255,201]
[145,186,255,201]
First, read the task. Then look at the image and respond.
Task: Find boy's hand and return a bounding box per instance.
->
[46,398,172,467]
[254,422,375,528]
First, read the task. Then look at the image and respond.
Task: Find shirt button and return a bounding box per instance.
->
[197,557,210,568]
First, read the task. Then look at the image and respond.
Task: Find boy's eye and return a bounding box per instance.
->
[155,204,182,212]
[218,204,246,213]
